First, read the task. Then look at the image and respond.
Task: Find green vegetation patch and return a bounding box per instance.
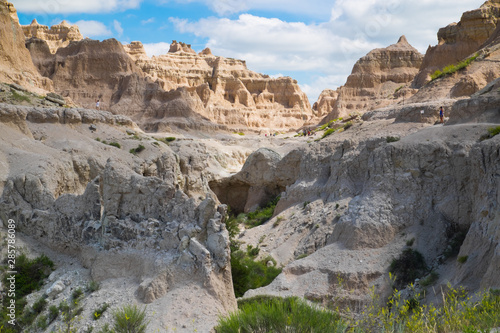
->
[231,248,281,298]
[0,253,54,332]
[430,53,478,81]
[129,144,145,154]
[387,136,400,143]
[480,126,500,141]
[215,296,346,333]
[389,248,427,289]
[11,90,31,103]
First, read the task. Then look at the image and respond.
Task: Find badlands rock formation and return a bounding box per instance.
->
[20,19,314,131]
[0,0,51,92]
[413,0,500,87]
[22,19,83,53]
[317,36,423,122]
[124,40,314,130]
[0,104,237,331]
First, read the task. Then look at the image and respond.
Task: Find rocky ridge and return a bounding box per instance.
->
[316,36,424,122]
[22,19,83,53]
[124,40,314,130]
[19,19,314,132]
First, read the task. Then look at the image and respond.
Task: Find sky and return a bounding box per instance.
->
[13,0,485,103]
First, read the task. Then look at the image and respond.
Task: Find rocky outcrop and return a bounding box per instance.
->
[413,0,500,87]
[235,123,500,307]
[22,20,83,53]
[125,40,314,130]
[0,0,52,92]
[318,36,423,122]
[0,103,237,331]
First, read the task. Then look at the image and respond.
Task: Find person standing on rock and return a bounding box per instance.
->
[96,99,100,110]
[439,106,444,124]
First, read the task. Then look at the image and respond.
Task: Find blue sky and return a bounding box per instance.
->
[13,0,485,103]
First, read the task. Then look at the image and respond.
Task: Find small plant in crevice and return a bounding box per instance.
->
[86,280,100,293]
[480,126,500,141]
[107,142,121,149]
[458,255,469,264]
[387,136,400,143]
[129,144,145,154]
[406,238,415,247]
[93,303,110,320]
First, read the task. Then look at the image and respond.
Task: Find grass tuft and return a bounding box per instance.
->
[113,304,149,333]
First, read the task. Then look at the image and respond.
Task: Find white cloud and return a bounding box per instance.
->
[141,17,155,25]
[113,20,124,36]
[13,0,143,14]
[142,42,172,57]
[73,20,112,38]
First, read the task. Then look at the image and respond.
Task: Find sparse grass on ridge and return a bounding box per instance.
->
[430,53,478,81]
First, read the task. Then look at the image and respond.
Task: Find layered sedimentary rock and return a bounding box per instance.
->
[125,40,314,130]
[25,37,223,131]
[22,19,83,53]
[22,18,314,131]
[413,0,500,87]
[317,36,423,122]
[0,0,52,91]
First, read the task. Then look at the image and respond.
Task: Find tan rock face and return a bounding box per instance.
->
[413,0,500,87]
[22,20,83,54]
[317,36,423,122]
[0,0,52,92]
[125,41,314,130]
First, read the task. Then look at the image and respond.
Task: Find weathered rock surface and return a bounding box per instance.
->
[0,0,52,92]
[413,0,500,87]
[318,36,423,122]
[22,19,83,53]
[0,104,237,331]
[237,122,500,307]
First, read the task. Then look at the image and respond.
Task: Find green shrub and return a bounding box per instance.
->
[72,287,84,300]
[215,296,347,332]
[129,144,145,154]
[87,280,100,293]
[406,238,415,247]
[343,121,353,130]
[321,128,336,139]
[108,142,121,149]
[387,136,400,143]
[7,253,54,299]
[48,305,59,323]
[482,126,500,141]
[296,253,308,259]
[389,248,427,289]
[32,297,47,314]
[231,250,281,298]
[35,315,48,330]
[458,255,469,264]
[113,304,149,333]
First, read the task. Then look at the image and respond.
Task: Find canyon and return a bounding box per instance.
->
[0,0,499,332]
